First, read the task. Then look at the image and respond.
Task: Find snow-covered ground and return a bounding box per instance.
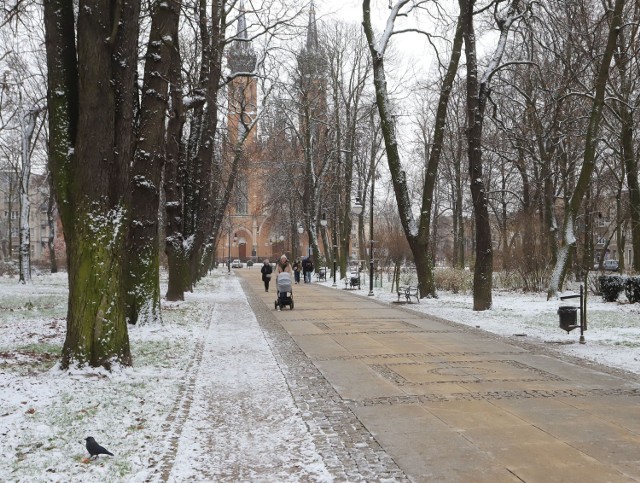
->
[0,272,330,482]
[1,269,639,481]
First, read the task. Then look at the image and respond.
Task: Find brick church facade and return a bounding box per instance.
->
[216,2,323,264]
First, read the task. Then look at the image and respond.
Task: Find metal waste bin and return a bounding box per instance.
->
[557,306,578,332]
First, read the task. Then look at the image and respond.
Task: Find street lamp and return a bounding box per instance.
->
[330,212,338,287]
[351,196,363,288]
[351,196,363,264]
[279,234,284,256]
[368,169,375,296]
[320,213,328,280]
[227,227,232,273]
[297,224,304,260]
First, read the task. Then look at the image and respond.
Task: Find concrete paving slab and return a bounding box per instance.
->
[314,359,404,400]
[292,334,351,359]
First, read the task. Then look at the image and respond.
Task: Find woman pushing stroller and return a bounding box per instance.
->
[274,255,294,311]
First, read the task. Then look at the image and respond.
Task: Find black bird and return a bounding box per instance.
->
[85,436,114,458]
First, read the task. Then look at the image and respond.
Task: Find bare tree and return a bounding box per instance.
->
[458,0,528,310]
[362,0,463,298]
[547,0,626,298]
[125,0,182,325]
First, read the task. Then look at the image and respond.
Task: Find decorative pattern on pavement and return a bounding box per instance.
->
[347,387,640,406]
[370,359,566,386]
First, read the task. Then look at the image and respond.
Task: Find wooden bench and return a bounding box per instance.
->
[397,285,420,303]
[344,271,361,289]
[316,268,327,282]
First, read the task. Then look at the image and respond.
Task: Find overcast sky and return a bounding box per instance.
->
[316,0,450,78]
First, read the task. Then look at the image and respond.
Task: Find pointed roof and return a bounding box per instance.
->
[228,0,257,74]
[237,0,248,40]
[306,1,319,52]
[297,1,326,79]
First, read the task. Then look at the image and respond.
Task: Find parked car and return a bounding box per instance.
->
[231,259,242,268]
[603,259,619,272]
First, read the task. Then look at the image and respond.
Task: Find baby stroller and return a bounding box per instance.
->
[274,272,294,310]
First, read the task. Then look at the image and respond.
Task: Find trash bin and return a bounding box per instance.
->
[557,306,578,332]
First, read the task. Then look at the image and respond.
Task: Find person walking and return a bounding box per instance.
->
[302,257,314,283]
[275,254,292,275]
[292,259,301,284]
[260,259,273,292]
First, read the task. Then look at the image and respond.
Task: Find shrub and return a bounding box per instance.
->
[0,261,18,276]
[246,260,254,267]
[625,276,640,303]
[598,275,625,302]
[435,268,473,294]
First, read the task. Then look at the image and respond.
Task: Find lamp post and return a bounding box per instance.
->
[331,215,337,287]
[297,224,304,260]
[320,213,328,280]
[279,234,284,256]
[227,226,232,273]
[351,195,363,255]
[351,196,363,285]
[368,166,375,296]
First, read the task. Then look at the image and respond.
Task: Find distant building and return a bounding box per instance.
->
[0,170,63,265]
[216,2,326,263]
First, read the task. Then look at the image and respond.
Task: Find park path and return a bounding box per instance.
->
[161,274,332,482]
[237,269,640,482]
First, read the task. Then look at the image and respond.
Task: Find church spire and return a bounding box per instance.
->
[297,0,325,78]
[306,1,319,52]
[237,0,248,40]
[228,0,257,74]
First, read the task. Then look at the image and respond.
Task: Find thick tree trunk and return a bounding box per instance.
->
[126,0,181,324]
[164,19,187,302]
[45,0,139,369]
[459,0,493,310]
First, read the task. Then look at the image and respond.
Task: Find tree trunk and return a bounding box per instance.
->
[459,0,493,310]
[126,0,181,324]
[18,108,39,284]
[615,24,640,272]
[363,0,462,299]
[164,22,187,302]
[186,2,227,286]
[44,0,139,369]
[547,0,625,298]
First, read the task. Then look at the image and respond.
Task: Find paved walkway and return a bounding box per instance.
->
[237,270,640,482]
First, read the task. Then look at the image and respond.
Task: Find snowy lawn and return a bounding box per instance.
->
[0,271,329,482]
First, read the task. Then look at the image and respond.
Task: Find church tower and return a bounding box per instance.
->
[222,1,265,263]
[217,2,328,264]
[296,0,327,142]
[227,0,258,149]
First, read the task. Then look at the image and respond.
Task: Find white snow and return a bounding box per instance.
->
[0,272,329,481]
[1,269,638,480]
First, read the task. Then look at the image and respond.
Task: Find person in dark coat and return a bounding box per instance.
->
[302,257,314,283]
[261,259,273,292]
[292,259,301,284]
